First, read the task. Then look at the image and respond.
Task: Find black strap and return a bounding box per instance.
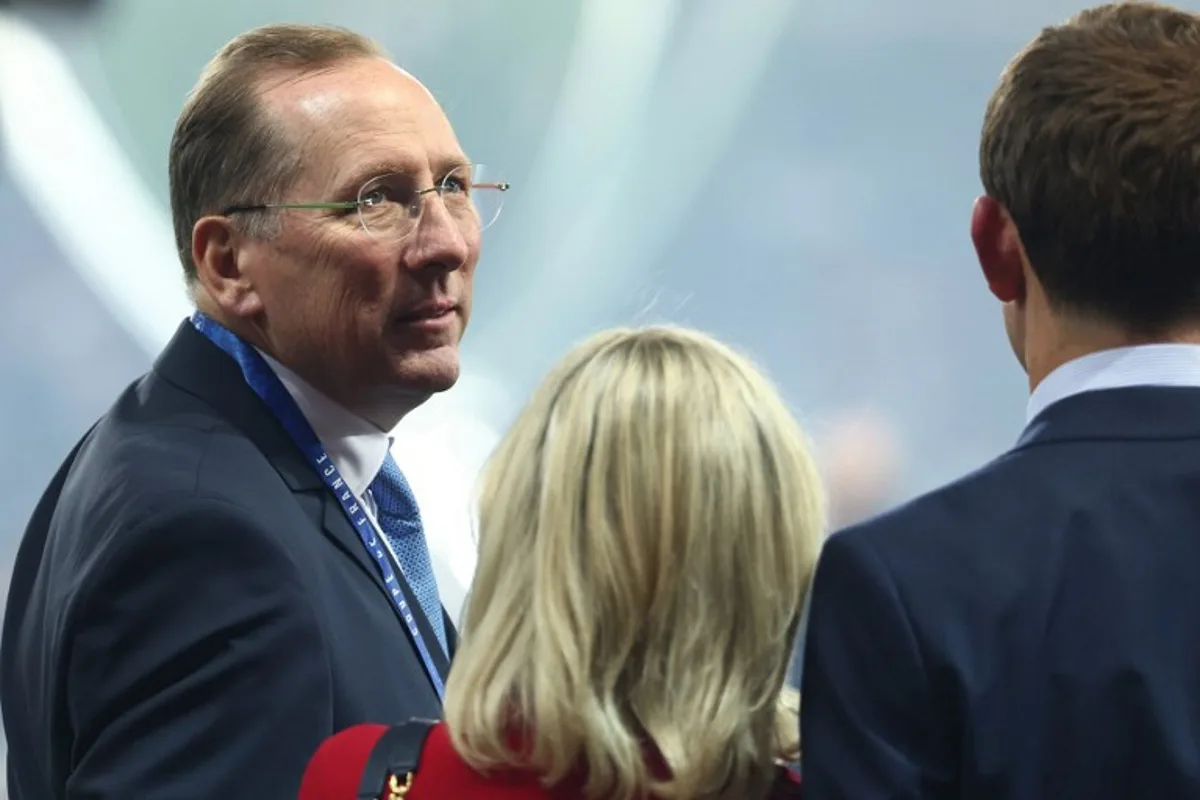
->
[357,718,438,799]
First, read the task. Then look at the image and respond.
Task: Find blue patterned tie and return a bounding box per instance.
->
[368,453,448,654]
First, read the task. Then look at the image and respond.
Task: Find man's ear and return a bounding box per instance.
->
[970,195,1027,304]
[191,215,264,318]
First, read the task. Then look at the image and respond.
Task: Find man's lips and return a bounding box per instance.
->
[395,300,457,323]
[392,300,459,335]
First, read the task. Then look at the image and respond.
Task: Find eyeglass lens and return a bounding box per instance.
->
[355,164,504,241]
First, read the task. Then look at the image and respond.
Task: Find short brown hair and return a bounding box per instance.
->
[168,24,385,282]
[980,2,1200,333]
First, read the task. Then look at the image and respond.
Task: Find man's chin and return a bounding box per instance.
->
[360,361,458,430]
[390,347,461,395]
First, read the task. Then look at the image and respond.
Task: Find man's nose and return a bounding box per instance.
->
[402,194,471,272]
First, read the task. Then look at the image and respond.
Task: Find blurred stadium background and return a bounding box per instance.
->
[3,0,1179,784]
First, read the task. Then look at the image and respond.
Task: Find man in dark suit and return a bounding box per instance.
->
[1,23,509,799]
[801,4,1200,798]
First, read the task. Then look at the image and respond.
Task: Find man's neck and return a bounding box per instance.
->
[1026,315,1200,393]
[355,392,425,433]
[266,354,423,434]
[194,301,423,431]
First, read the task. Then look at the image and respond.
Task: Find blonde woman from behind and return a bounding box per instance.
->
[313,326,825,800]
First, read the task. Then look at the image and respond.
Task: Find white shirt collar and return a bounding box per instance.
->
[1026,343,1200,424]
[258,351,391,499]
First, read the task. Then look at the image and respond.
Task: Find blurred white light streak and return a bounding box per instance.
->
[491,0,794,341]
[0,11,188,353]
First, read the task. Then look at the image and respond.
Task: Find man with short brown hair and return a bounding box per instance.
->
[801,3,1200,798]
[1,22,508,799]
[979,1,1200,341]
[169,24,386,277]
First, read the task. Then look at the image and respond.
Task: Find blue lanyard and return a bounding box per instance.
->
[190,312,446,701]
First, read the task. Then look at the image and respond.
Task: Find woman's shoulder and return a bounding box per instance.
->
[410,722,562,799]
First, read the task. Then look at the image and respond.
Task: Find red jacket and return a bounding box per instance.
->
[299,721,802,799]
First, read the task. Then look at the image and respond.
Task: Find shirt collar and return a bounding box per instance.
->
[258,351,392,498]
[1026,343,1200,424]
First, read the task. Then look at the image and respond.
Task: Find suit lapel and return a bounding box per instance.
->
[321,497,452,682]
[154,320,451,685]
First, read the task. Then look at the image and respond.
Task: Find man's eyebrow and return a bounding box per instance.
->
[336,155,473,193]
[436,153,472,173]
[336,160,412,193]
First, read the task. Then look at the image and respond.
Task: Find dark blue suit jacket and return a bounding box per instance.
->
[1,321,455,799]
[801,386,1200,799]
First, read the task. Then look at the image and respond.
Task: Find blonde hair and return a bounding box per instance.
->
[444,326,825,799]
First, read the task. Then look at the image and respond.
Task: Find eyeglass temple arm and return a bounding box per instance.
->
[223,201,359,214]
[225,183,511,215]
[266,201,360,210]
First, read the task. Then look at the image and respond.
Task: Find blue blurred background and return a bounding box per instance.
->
[3,0,1170,784]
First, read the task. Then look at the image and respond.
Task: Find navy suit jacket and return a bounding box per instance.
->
[802,386,1200,799]
[1,321,456,800]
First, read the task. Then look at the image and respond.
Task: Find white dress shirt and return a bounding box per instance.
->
[1026,343,1200,424]
[259,353,458,623]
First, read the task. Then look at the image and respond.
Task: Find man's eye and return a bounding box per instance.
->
[360,189,389,208]
[442,176,469,194]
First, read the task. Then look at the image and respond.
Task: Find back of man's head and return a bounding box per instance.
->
[981,1,1200,336]
[168,24,384,282]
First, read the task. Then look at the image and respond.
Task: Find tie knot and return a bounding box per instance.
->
[370,454,421,526]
